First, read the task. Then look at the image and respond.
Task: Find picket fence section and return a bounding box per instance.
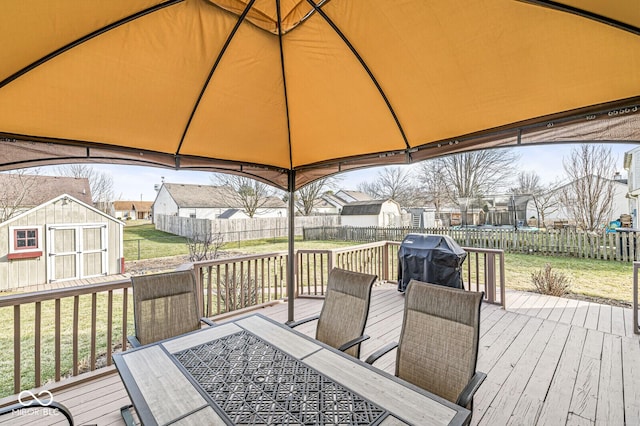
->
[303,226,640,262]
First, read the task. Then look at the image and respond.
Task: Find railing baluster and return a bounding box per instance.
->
[55,298,61,382]
[14,305,20,393]
[91,293,97,371]
[73,296,79,376]
[35,301,41,388]
[123,287,129,351]
[107,290,113,366]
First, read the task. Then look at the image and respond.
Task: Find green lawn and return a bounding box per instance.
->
[123,224,635,304]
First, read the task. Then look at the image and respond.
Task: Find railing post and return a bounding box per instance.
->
[485,253,496,304]
[634,262,639,334]
[382,242,390,281]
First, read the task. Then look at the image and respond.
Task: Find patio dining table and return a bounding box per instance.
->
[112,313,470,425]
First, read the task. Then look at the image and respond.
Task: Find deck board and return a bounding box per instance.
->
[2,284,639,426]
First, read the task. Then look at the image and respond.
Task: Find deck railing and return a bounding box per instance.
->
[1,243,503,397]
[295,241,505,306]
[0,279,132,397]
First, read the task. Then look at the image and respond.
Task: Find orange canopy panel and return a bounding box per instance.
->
[0,0,638,189]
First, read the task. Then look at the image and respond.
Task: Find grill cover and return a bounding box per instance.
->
[397,234,467,292]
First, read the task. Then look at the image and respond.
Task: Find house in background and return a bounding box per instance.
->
[334,190,372,204]
[0,194,124,291]
[152,183,288,220]
[528,175,629,229]
[113,201,153,220]
[308,190,373,215]
[0,174,92,220]
[341,200,402,227]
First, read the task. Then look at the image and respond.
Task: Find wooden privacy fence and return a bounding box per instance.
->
[155,214,340,242]
[0,243,502,396]
[304,226,640,262]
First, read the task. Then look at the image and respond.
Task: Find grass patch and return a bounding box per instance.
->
[503,253,633,303]
[124,224,188,260]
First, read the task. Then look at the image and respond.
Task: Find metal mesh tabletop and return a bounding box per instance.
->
[173,330,387,425]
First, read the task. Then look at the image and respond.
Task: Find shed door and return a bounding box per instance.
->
[47,224,108,282]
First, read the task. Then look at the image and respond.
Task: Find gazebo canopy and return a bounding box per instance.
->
[0,0,638,190]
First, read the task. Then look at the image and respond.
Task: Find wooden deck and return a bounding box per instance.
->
[2,284,639,425]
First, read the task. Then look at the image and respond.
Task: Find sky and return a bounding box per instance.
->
[37,143,635,202]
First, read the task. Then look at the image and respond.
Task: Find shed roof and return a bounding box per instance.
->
[341,200,386,216]
[0,173,92,207]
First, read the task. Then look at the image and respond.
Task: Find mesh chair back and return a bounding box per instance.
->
[396,280,483,405]
[315,268,377,358]
[132,270,201,346]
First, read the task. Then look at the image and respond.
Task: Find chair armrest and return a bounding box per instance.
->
[286,314,320,328]
[456,371,487,408]
[337,334,370,352]
[365,342,398,365]
[127,335,142,348]
[1,401,74,425]
[120,404,135,426]
[200,317,216,327]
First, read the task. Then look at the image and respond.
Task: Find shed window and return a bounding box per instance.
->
[15,228,38,250]
[8,226,43,260]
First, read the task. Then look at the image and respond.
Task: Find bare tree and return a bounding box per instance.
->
[186,232,225,262]
[211,174,279,218]
[57,165,115,214]
[415,160,449,214]
[559,145,617,232]
[436,149,520,203]
[357,167,416,206]
[0,170,39,222]
[511,171,542,195]
[531,183,561,228]
[510,171,560,228]
[296,177,338,216]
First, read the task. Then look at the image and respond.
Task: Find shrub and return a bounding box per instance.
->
[531,263,571,296]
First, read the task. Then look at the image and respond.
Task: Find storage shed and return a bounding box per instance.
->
[341,200,402,227]
[0,194,124,290]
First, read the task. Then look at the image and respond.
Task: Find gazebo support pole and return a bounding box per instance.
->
[287,170,296,323]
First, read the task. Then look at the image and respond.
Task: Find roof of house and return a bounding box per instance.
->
[160,183,240,208]
[113,201,153,212]
[217,208,247,219]
[159,183,287,209]
[0,173,92,206]
[335,190,373,203]
[341,200,387,216]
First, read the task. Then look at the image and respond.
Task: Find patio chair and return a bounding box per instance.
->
[128,269,215,347]
[122,270,215,425]
[0,400,73,425]
[366,280,486,419]
[287,267,377,358]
